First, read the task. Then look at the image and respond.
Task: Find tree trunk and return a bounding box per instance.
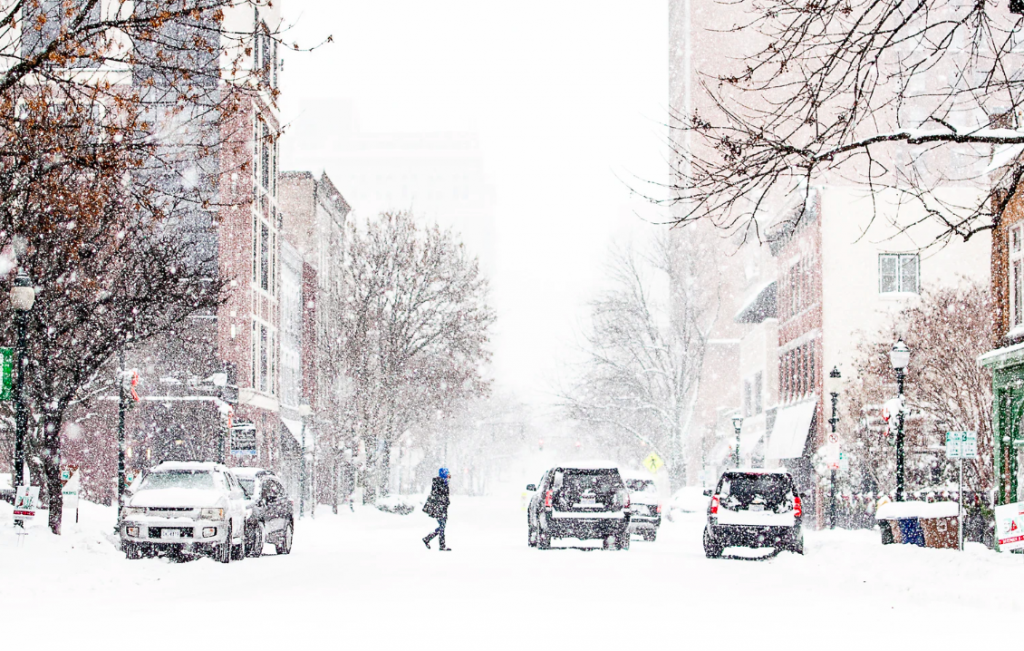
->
[378,438,391,498]
[43,415,63,535]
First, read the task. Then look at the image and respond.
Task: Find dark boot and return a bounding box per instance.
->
[439,534,450,551]
[423,534,433,549]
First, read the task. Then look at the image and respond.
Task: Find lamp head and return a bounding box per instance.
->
[731,414,744,432]
[10,269,35,311]
[826,366,841,394]
[889,340,910,371]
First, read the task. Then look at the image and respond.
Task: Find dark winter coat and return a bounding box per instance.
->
[422,477,450,519]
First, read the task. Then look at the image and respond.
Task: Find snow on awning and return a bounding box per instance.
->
[734,280,777,324]
[765,398,817,460]
[281,418,305,447]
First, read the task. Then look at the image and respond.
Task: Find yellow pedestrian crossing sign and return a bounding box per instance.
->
[643,453,664,474]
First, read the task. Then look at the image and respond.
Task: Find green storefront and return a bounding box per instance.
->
[979,342,1024,506]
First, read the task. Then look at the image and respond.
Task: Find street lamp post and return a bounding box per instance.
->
[10,270,35,498]
[117,347,127,522]
[826,366,841,530]
[889,340,911,502]
[298,402,312,518]
[731,414,743,469]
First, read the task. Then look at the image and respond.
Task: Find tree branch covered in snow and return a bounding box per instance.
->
[561,230,721,486]
[341,212,494,501]
[843,283,993,504]
[663,0,1024,242]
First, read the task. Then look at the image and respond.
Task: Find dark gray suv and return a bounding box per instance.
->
[526,465,631,550]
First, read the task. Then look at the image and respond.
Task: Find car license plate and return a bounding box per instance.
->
[579,496,597,507]
[161,529,181,540]
[749,505,764,512]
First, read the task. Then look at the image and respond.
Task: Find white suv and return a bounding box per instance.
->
[120,462,248,562]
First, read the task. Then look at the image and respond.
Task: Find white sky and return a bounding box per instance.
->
[280,1,669,405]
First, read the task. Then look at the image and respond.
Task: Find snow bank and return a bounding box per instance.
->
[876,501,959,520]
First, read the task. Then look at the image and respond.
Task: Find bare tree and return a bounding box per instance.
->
[341,212,495,501]
[562,230,721,487]
[666,0,1024,242]
[0,1,300,532]
[844,282,993,502]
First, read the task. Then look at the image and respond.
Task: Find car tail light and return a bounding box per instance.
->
[656,504,662,514]
[544,490,553,508]
[794,495,802,518]
[625,493,630,509]
[710,495,720,515]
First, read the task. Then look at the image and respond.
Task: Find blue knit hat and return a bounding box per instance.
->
[439,467,450,479]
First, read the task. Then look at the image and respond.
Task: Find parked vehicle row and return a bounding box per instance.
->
[525,462,806,557]
[119,461,294,562]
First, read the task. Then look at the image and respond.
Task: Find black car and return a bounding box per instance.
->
[232,468,294,557]
[526,465,631,550]
[624,478,662,541]
[703,470,804,558]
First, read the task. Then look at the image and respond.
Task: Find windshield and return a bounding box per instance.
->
[237,478,255,498]
[626,479,657,494]
[138,470,216,491]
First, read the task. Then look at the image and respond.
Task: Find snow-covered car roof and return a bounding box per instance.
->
[553,459,622,470]
[718,467,792,477]
[229,467,273,479]
[620,470,656,481]
[149,461,228,473]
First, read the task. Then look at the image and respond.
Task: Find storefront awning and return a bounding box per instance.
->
[281,418,305,447]
[734,280,777,324]
[766,398,817,460]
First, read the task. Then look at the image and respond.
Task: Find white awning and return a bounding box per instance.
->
[281,418,305,447]
[766,398,817,460]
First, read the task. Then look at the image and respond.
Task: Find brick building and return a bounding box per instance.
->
[56,3,290,501]
[278,171,353,509]
[978,168,1024,509]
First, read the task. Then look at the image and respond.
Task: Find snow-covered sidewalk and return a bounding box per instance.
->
[1,494,1020,649]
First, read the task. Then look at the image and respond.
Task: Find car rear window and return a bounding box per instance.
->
[554,470,624,495]
[719,473,791,506]
[139,470,216,491]
[626,479,657,494]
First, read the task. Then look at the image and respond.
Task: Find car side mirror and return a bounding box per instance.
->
[703,489,712,497]
[526,484,536,492]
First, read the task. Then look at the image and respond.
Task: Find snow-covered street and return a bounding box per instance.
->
[2,491,1021,650]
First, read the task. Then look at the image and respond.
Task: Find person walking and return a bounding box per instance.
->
[422,467,451,551]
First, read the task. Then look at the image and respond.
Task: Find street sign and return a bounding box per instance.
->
[642,452,664,474]
[13,485,39,524]
[61,469,80,529]
[231,419,258,456]
[945,431,978,460]
[0,347,11,401]
[995,502,1024,552]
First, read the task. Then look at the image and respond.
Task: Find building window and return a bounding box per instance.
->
[1011,224,1024,329]
[879,253,920,293]
[260,222,270,291]
[260,324,269,393]
[743,379,752,418]
[754,371,763,414]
